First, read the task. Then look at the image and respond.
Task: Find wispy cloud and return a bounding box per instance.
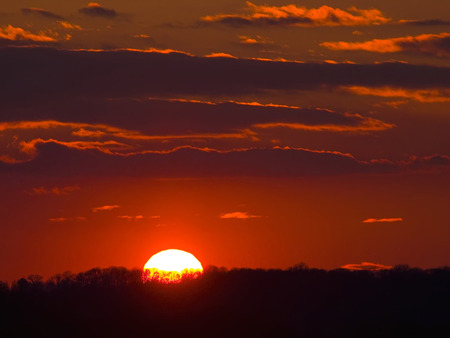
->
[201,2,390,27]
[92,205,120,212]
[49,217,86,222]
[238,35,277,49]
[220,211,261,219]
[58,21,83,31]
[78,3,117,18]
[321,32,450,58]
[341,86,450,103]
[341,262,393,271]
[362,218,403,223]
[21,7,64,20]
[117,215,144,220]
[399,19,450,26]
[27,185,80,195]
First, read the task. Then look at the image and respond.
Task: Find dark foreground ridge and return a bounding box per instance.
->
[1,265,449,337]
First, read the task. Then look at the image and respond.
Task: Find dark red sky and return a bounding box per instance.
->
[0,0,449,281]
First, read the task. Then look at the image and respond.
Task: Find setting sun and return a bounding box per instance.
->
[143,249,203,283]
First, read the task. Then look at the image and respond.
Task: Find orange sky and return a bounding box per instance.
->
[0,0,449,281]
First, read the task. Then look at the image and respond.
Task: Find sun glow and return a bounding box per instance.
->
[143,249,203,283]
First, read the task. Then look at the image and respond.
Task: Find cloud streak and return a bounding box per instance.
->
[220,211,261,219]
[201,2,390,27]
[92,205,120,212]
[341,86,450,103]
[117,215,144,221]
[362,218,403,223]
[27,185,80,196]
[21,8,65,20]
[5,140,439,179]
[341,262,393,271]
[1,48,449,107]
[321,32,450,58]
[49,217,86,222]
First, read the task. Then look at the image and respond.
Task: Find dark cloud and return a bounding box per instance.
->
[408,154,450,167]
[21,7,65,20]
[3,140,446,178]
[78,3,117,18]
[0,141,394,178]
[26,185,80,195]
[399,19,450,26]
[0,98,393,135]
[1,48,449,107]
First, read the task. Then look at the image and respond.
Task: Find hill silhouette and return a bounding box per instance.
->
[1,265,449,337]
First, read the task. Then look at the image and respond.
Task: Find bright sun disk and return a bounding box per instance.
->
[143,249,203,283]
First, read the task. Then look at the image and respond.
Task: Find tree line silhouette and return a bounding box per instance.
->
[1,265,449,337]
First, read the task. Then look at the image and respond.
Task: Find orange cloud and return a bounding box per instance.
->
[341,262,393,271]
[342,86,450,103]
[92,205,120,212]
[205,52,238,59]
[253,114,395,132]
[321,32,450,58]
[0,25,56,43]
[362,218,403,223]
[58,21,83,30]
[0,120,255,163]
[220,211,261,219]
[117,215,144,220]
[238,35,277,49]
[0,120,248,142]
[27,185,80,196]
[202,2,390,27]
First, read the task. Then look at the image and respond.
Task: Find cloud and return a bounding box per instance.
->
[21,7,65,20]
[1,140,448,178]
[399,19,450,26]
[58,21,83,30]
[341,262,393,271]
[220,211,261,219]
[117,215,144,221]
[201,2,390,27]
[362,218,403,223]
[49,217,86,222]
[410,154,450,166]
[92,205,120,212]
[0,99,394,140]
[26,185,80,195]
[78,3,117,18]
[239,35,277,49]
[321,32,450,58]
[0,99,395,165]
[341,86,450,103]
[0,25,57,46]
[1,48,449,107]
[0,141,398,178]
[205,52,238,59]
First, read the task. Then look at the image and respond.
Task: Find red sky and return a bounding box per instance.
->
[0,0,449,281]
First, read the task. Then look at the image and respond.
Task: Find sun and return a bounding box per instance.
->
[142,249,203,283]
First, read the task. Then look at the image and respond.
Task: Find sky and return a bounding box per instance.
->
[0,0,449,281]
